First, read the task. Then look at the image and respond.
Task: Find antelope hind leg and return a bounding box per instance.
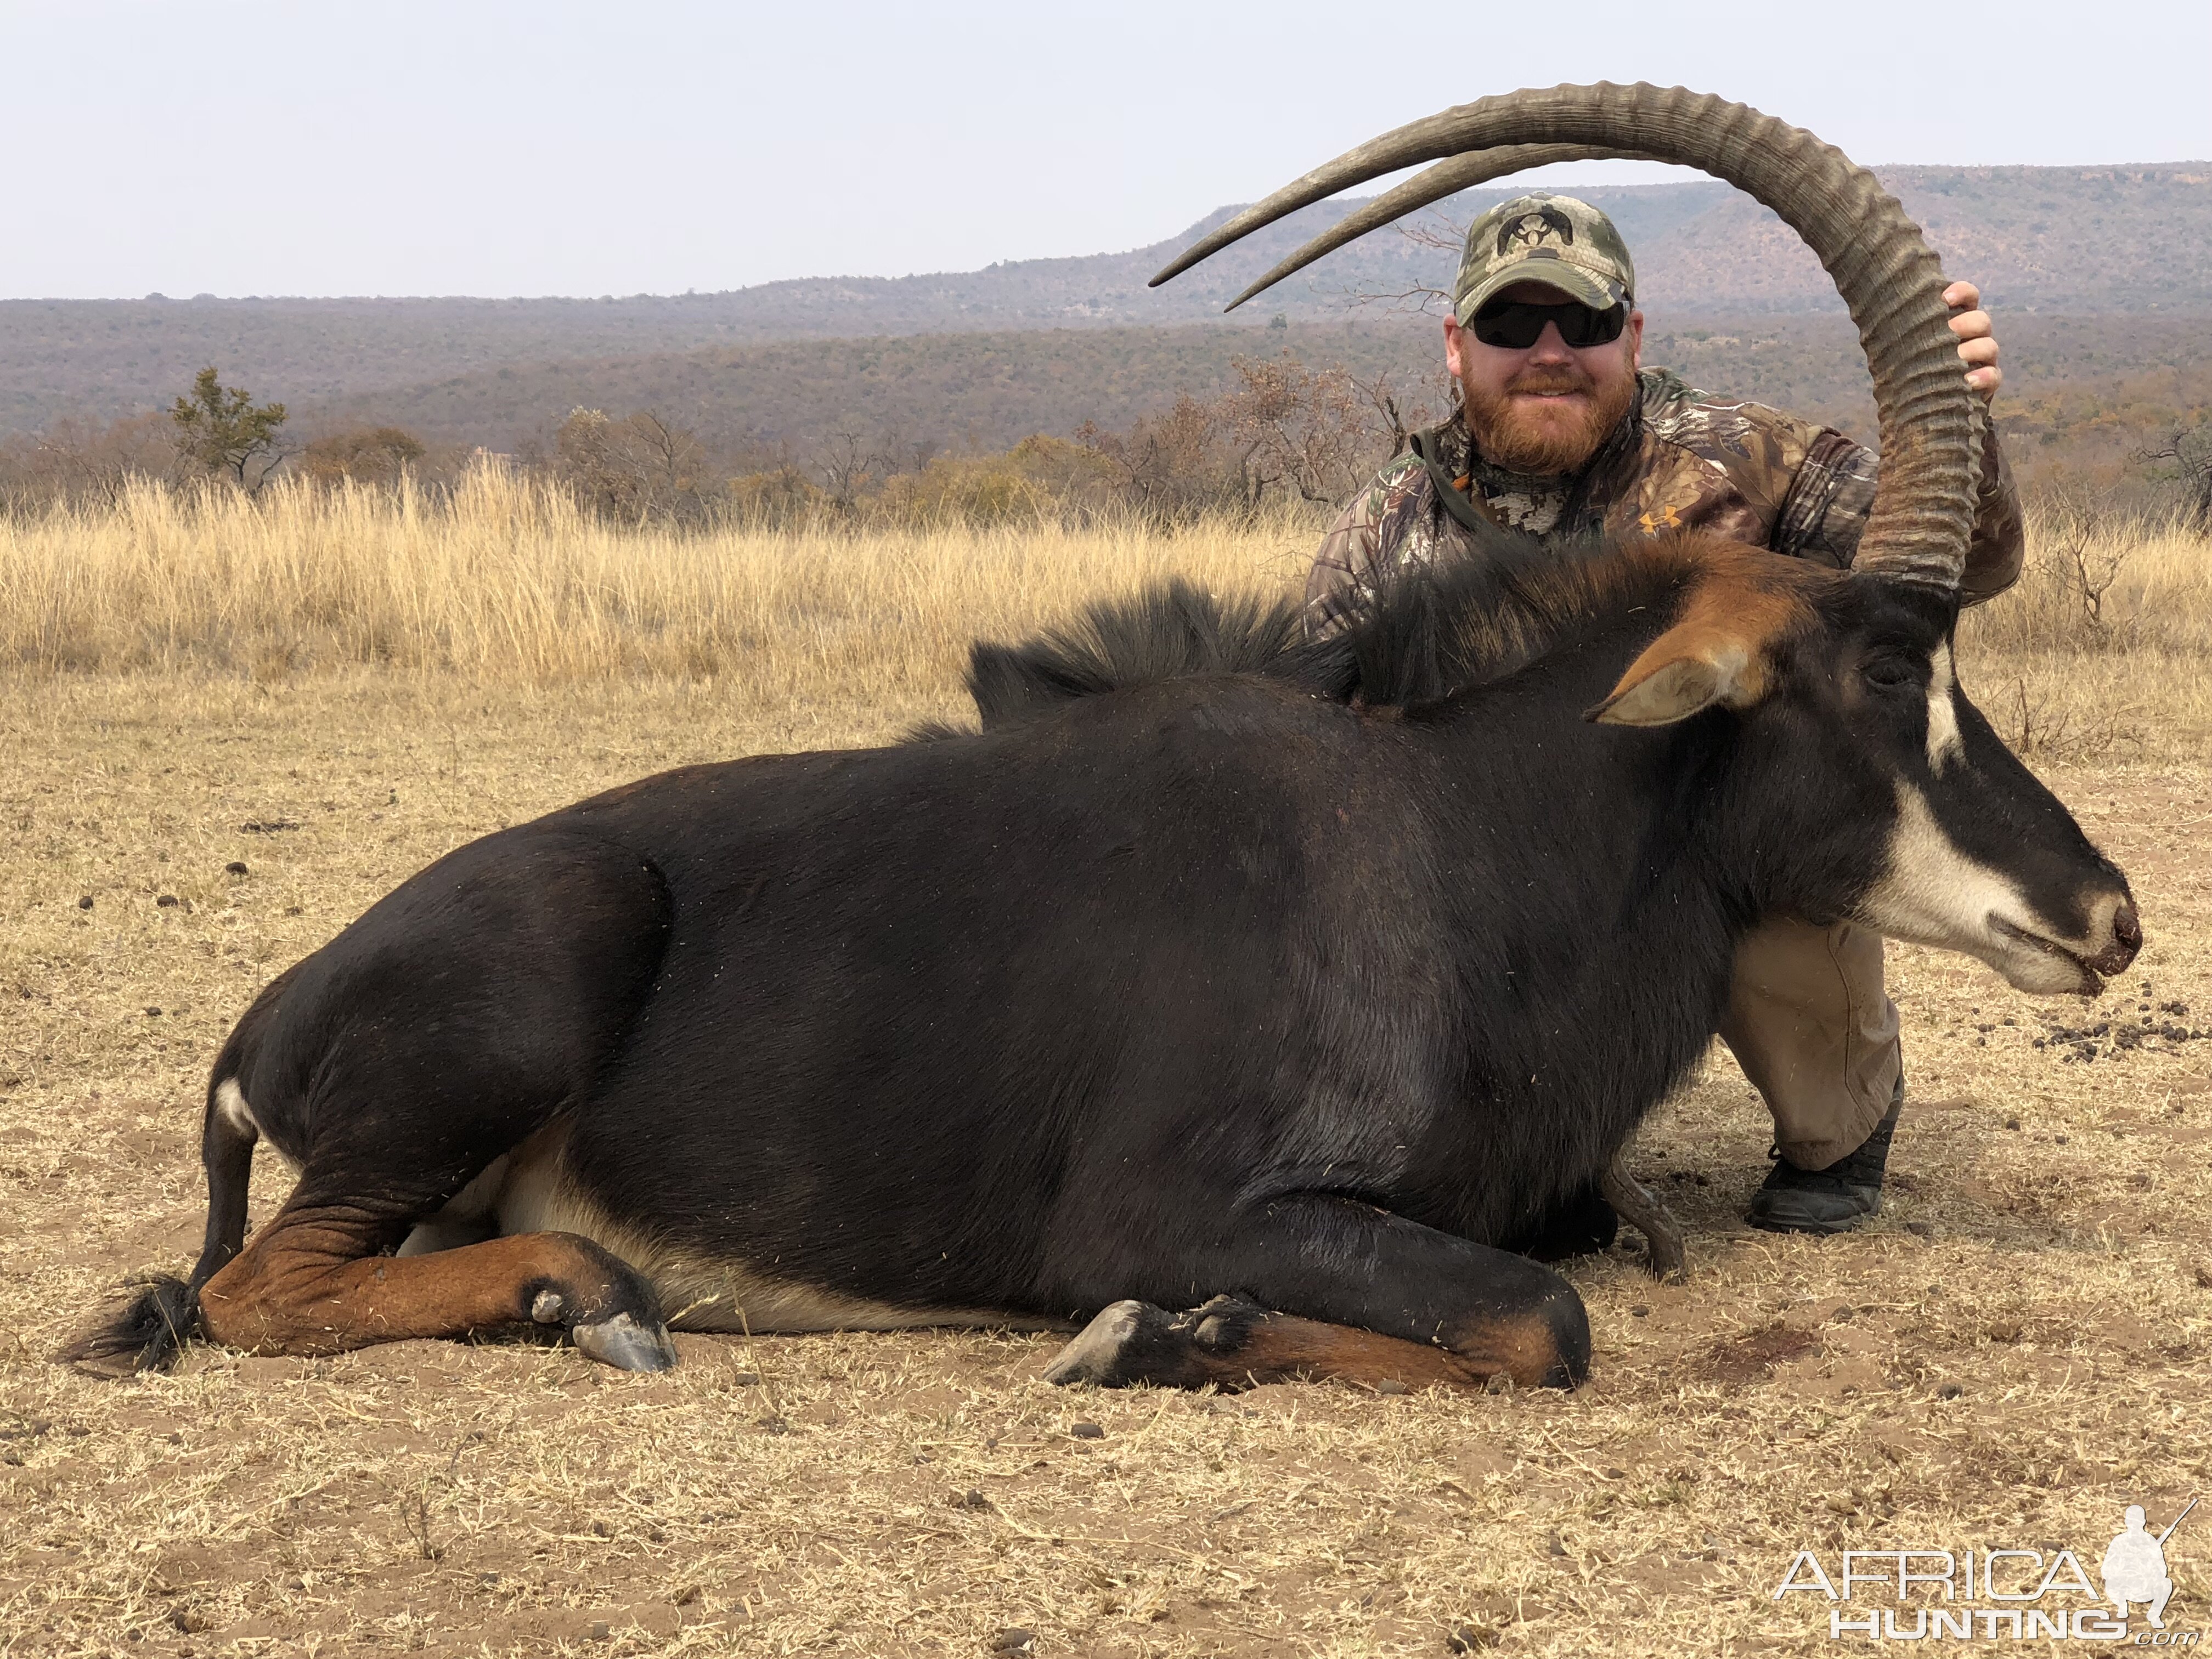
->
[199,1207,676,1370]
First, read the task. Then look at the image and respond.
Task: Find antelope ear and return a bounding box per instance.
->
[1585,633,1763,727]
[1583,539,1817,726]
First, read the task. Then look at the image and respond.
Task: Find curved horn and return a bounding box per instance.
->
[1153,83,1975,591]
[1165,144,1610,297]
[1218,146,1660,314]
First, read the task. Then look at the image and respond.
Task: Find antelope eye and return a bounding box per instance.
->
[1862,657,1918,690]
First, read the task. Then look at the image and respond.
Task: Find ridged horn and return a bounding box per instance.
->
[1152,83,1975,592]
[1218,146,1660,314]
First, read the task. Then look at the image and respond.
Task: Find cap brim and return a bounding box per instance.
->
[1456,258,1626,324]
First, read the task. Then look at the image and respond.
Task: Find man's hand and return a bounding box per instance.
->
[1945,280,2001,404]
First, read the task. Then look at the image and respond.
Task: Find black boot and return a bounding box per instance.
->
[1746,1079,1904,1235]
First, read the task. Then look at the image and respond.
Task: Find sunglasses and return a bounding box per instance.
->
[1469,298,1629,351]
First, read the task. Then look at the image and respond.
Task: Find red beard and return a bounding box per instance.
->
[1463,361,1640,476]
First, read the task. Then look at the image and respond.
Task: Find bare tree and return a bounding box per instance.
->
[814,426,886,515]
[1359,373,1414,461]
[1223,356,1378,505]
[553,407,712,523]
[299,426,427,487]
[2038,489,2134,644]
[554,408,632,516]
[2132,427,2212,533]
[727,462,827,527]
[1073,351,1438,522]
[628,411,705,504]
[1341,211,1466,318]
[1075,396,1238,520]
[0,412,179,508]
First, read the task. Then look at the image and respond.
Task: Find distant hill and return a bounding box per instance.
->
[302,311,2208,488]
[310,321,1446,460]
[3,163,2207,436]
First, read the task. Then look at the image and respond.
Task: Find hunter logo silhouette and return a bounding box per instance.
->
[2103,1499,2194,1629]
[1496,206,1575,255]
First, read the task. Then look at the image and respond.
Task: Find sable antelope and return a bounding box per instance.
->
[70,86,2137,1392]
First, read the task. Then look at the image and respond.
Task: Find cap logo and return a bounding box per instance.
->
[1498,206,1574,256]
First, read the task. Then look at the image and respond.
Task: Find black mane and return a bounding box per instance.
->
[957,518,1649,730]
[963,580,1304,730]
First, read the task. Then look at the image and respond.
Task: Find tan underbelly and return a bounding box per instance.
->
[452,1119,1074,1336]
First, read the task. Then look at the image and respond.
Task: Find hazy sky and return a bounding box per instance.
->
[4,0,2207,300]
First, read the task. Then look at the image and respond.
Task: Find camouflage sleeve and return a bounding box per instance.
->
[1957,422,2024,607]
[1305,486,1389,641]
[1306,452,1444,639]
[1771,431,1877,571]
[1771,421,2024,607]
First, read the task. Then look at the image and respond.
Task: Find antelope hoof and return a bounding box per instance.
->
[1043,1300,1156,1386]
[1600,1154,1689,1283]
[571,1312,678,1372]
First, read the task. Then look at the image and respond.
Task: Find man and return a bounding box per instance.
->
[1308,193,2020,1235]
[2101,1505,2176,1629]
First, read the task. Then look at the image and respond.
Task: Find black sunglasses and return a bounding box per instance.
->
[1469,298,1628,351]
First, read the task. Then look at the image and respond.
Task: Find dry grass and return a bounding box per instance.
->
[0,469,1313,690]
[1965,508,2212,659]
[1961,506,2212,760]
[4,468,2205,752]
[1,494,2209,1656]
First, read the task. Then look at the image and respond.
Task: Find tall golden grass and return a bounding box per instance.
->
[1956,509,2212,755]
[0,466,1311,692]
[1957,510,2212,656]
[2,461,2205,744]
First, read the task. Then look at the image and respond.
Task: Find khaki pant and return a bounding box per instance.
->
[1719,919,1903,1171]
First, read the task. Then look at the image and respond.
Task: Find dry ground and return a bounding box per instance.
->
[2,493,2209,1656]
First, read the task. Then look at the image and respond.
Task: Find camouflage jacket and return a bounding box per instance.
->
[1306,367,2023,637]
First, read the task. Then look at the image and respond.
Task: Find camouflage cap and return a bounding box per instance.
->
[1453,193,1636,325]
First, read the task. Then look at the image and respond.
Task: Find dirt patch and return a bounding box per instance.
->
[2,685,2208,1657]
[1697,1321,1822,1386]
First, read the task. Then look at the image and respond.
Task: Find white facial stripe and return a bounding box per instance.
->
[1858,783,2084,994]
[1859,783,2024,945]
[1926,644,1964,774]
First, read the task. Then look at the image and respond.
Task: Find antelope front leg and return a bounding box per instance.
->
[1040,1193,1592,1392]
